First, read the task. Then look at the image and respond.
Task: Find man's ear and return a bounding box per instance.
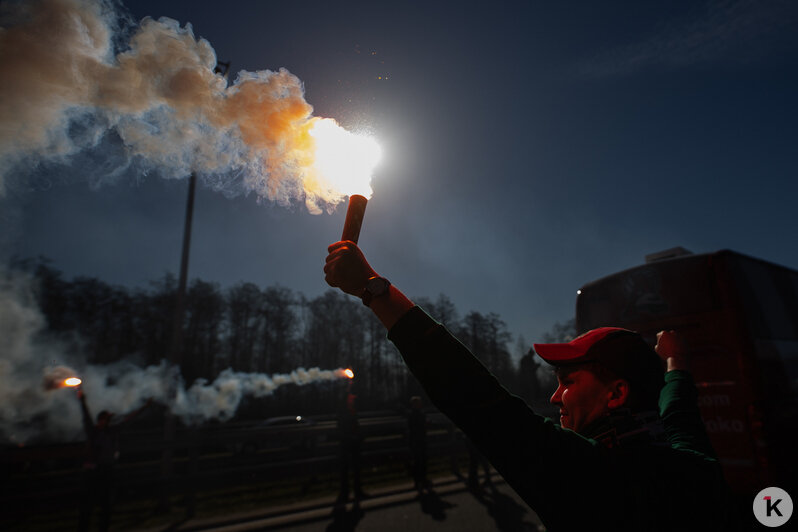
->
[606,379,630,410]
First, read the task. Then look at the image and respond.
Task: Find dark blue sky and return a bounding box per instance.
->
[5,0,798,351]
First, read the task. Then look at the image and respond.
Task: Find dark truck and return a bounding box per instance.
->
[576,248,797,497]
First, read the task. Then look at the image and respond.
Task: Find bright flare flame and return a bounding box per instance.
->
[310,119,382,198]
[64,378,82,387]
[343,369,355,379]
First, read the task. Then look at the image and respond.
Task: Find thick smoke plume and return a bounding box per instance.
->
[0,0,364,212]
[1,270,349,444]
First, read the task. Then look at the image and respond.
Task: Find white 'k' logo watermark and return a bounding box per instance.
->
[753,487,793,528]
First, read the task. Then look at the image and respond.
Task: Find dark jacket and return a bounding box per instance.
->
[80,397,118,469]
[407,409,426,450]
[388,307,738,531]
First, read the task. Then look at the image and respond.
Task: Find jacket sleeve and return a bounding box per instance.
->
[388,307,608,525]
[658,370,717,459]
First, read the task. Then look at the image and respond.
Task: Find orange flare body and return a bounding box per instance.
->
[341,195,368,244]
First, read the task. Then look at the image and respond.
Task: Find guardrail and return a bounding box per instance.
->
[1,411,468,517]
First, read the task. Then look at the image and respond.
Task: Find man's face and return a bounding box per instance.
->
[549,366,614,434]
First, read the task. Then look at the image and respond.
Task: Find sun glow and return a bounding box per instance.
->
[310,119,382,198]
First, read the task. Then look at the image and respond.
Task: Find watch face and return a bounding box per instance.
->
[366,277,389,297]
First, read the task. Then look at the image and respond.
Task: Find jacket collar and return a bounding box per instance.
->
[582,408,666,448]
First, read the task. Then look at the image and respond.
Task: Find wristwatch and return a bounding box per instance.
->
[361,276,391,306]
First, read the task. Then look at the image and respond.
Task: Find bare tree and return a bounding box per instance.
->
[259,286,298,374]
[138,273,177,367]
[182,280,225,382]
[225,282,263,371]
[415,293,459,329]
[458,311,515,385]
[540,318,576,343]
[22,258,533,418]
[532,318,577,399]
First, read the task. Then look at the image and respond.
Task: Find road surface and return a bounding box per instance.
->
[148,476,545,532]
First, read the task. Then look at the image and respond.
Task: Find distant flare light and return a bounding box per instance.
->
[43,367,82,390]
[336,368,355,380]
[310,118,382,198]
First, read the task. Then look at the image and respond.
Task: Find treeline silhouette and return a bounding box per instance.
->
[17,258,566,419]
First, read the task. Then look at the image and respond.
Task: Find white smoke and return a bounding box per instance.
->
[1,271,349,444]
[0,270,82,443]
[173,367,346,423]
[0,0,358,212]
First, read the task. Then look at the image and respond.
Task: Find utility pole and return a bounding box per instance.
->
[160,171,196,511]
[161,59,231,514]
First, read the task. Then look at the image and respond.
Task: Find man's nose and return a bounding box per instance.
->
[550,384,563,405]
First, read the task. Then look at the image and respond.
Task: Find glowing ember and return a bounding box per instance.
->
[344,369,355,379]
[64,378,82,387]
[310,118,382,198]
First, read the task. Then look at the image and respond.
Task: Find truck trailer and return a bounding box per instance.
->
[576,248,797,497]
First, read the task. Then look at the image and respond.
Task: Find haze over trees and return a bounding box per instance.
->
[14,259,565,419]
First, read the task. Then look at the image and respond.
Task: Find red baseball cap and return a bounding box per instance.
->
[534,327,664,408]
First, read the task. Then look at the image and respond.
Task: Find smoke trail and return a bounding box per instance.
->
[1,270,350,444]
[173,367,347,424]
[0,0,373,212]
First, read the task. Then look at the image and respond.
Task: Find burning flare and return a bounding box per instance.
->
[309,119,382,199]
[0,0,383,213]
[343,369,355,379]
[42,366,82,390]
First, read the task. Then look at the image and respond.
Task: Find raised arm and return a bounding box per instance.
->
[655,330,717,458]
[323,240,603,529]
[76,387,93,436]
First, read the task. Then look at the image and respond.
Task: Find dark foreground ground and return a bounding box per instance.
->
[7,446,544,532]
[137,474,545,532]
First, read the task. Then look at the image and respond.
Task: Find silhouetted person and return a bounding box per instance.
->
[518,349,542,404]
[406,396,430,493]
[336,384,365,503]
[76,388,150,532]
[465,437,493,492]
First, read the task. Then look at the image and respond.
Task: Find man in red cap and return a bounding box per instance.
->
[539,327,665,437]
[324,241,737,531]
